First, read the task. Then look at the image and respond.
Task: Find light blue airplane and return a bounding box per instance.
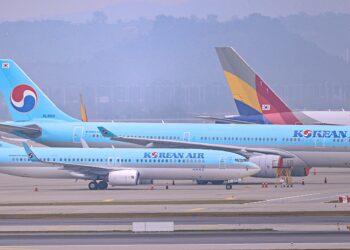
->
[0,59,349,180]
[0,141,259,190]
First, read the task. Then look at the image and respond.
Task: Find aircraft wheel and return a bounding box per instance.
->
[88,181,98,190]
[225,184,232,190]
[98,181,108,190]
[211,180,224,185]
[196,180,209,185]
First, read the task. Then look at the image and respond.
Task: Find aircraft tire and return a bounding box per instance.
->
[196,180,209,185]
[98,181,108,190]
[225,184,232,190]
[88,181,98,190]
[211,180,224,185]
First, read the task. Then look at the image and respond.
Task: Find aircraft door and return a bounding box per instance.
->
[219,156,226,169]
[73,126,84,143]
[183,132,191,141]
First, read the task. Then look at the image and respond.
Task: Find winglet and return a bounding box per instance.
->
[22,142,40,162]
[97,127,116,137]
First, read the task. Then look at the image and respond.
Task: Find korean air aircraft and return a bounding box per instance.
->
[199,47,350,125]
[0,142,259,190]
[1,59,350,180]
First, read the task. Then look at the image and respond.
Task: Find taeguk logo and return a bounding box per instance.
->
[10,84,38,113]
[151,152,158,158]
[303,129,312,138]
[293,129,349,138]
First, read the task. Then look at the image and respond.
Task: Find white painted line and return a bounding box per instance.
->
[250,193,322,204]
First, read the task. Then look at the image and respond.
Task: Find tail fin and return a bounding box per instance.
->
[0,60,78,122]
[80,94,88,122]
[23,142,40,162]
[215,47,300,124]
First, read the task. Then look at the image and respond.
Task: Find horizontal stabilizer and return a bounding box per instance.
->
[196,116,254,124]
[0,124,42,138]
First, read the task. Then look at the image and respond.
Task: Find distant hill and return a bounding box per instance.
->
[280,13,350,62]
[0,13,349,120]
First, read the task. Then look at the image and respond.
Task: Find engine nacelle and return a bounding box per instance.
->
[108,170,139,186]
[250,155,309,178]
[250,155,282,178]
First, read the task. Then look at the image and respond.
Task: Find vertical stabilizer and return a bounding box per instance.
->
[215,47,299,124]
[80,94,88,122]
[0,60,78,122]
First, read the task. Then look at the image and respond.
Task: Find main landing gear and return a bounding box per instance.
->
[88,181,108,190]
[225,184,232,190]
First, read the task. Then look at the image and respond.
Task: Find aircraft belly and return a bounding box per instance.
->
[292,151,350,168]
[137,167,252,180]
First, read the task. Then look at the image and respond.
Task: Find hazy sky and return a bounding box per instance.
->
[1,0,350,22]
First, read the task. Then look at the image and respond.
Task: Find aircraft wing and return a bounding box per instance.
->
[0,124,42,138]
[97,127,294,158]
[23,143,114,177]
[196,116,254,124]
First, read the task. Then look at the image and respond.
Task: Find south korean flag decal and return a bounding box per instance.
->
[262,104,271,111]
[2,63,9,69]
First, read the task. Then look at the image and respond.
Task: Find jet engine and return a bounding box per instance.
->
[108,170,139,186]
[250,155,282,178]
[249,155,309,178]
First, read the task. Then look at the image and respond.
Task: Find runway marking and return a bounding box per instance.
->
[306,194,340,202]
[224,196,235,200]
[187,207,204,212]
[103,199,114,202]
[249,193,322,204]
